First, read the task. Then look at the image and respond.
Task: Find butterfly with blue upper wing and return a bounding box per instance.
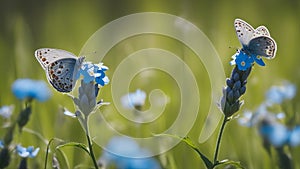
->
[234,18,277,66]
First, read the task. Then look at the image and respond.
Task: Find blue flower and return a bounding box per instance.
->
[231,50,268,70]
[0,105,14,119]
[0,140,4,149]
[121,89,147,109]
[16,145,40,158]
[78,62,109,86]
[100,136,161,169]
[231,50,254,71]
[265,82,297,105]
[259,122,290,147]
[289,126,300,147]
[12,79,52,102]
[238,104,284,127]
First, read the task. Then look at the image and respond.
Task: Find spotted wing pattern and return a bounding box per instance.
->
[35,48,84,92]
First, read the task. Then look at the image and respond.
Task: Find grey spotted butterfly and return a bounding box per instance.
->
[35,48,85,92]
[234,18,277,59]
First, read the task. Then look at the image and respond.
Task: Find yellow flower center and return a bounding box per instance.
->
[241,61,246,66]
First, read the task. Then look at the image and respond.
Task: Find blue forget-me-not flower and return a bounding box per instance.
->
[231,50,266,71]
[99,136,161,169]
[12,79,52,102]
[239,81,300,147]
[265,82,297,105]
[16,145,40,158]
[77,62,109,86]
[289,126,300,147]
[259,119,290,147]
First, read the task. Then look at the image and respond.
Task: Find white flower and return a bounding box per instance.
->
[121,89,146,109]
[0,105,14,119]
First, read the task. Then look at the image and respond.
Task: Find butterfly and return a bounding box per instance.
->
[234,18,277,65]
[35,48,85,92]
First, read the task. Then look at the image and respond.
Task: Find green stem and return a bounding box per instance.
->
[213,116,228,167]
[85,122,99,169]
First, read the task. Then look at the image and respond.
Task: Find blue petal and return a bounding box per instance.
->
[289,126,300,147]
[252,55,265,66]
[0,140,4,149]
[259,123,290,147]
[29,147,40,158]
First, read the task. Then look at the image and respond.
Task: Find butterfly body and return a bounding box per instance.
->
[234,18,277,59]
[35,48,84,92]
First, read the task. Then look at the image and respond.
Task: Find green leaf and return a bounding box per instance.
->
[56,142,90,155]
[215,159,245,169]
[159,152,178,169]
[153,133,213,169]
[54,142,90,169]
[55,148,70,169]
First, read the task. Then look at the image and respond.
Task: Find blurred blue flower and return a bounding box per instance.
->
[259,121,290,147]
[238,111,254,127]
[265,82,297,105]
[121,89,146,109]
[100,136,161,169]
[16,145,40,158]
[78,62,109,86]
[239,103,286,128]
[12,79,52,102]
[289,126,300,147]
[0,140,4,149]
[0,105,14,119]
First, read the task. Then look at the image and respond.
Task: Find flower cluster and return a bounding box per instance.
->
[99,136,161,169]
[230,50,265,71]
[77,62,109,87]
[238,82,300,147]
[0,78,46,169]
[260,119,300,147]
[265,82,296,105]
[221,65,251,117]
[11,79,52,102]
[65,61,110,118]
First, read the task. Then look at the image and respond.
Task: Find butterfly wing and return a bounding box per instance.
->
[35,48,78,69]
[255,26,270,37]
[234,18,255,46]
[35,48,85,92]
[247,36,277,59]
[46,58,77,92]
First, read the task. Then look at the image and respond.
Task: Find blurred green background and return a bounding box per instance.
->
[0,0,300,168]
